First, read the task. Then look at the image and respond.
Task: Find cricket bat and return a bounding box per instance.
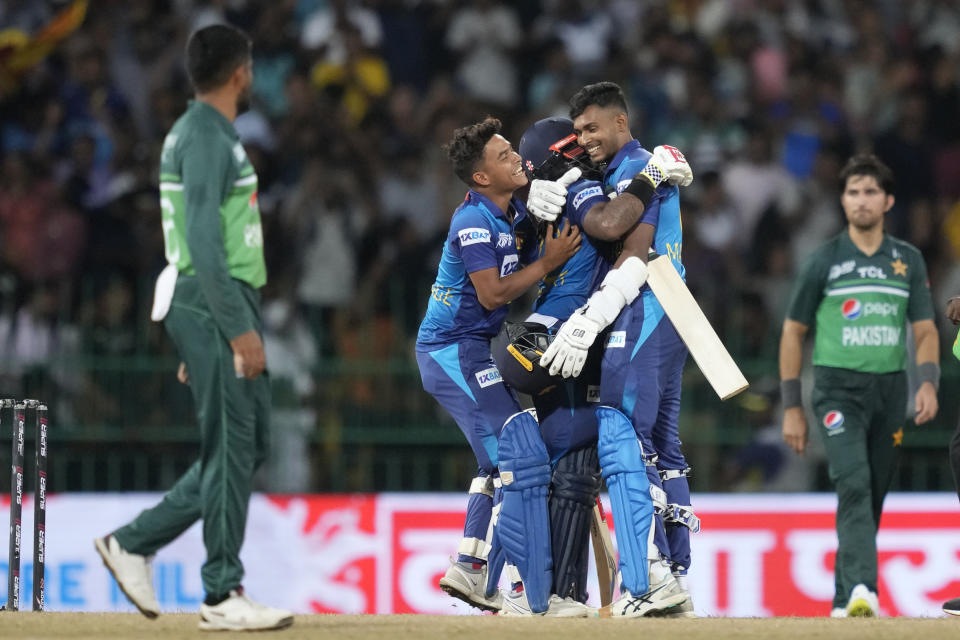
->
[646,253,749,400]
[589,497,617,608]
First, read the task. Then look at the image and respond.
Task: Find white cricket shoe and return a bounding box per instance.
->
[608,572,687,618]
[500,587,596,617]
[438,559,502,612]
[830,607,848,618]
[650,571,696,618]
[198,588,293,631]
[845,584,879,617]
[94,535,160,619]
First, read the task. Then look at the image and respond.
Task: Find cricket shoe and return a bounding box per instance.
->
[943,597,960,616]
[94,535,160,619]
[438,558,502,612]
[198,588,294,631]
[649,571,696,618]
[845,584,879,617]
[607,573,687,618]
[830,607,848,618]
[500,587,597,617]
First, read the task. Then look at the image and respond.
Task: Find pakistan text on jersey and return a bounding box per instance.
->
[841,325,902,346]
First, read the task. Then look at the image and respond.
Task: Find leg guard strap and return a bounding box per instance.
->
[665,504,701,533]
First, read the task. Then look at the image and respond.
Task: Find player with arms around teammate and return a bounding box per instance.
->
[416,117,581,613]
[779,153,939,617]
[492,116,693,614]
[530,81,696,617]
[93,25,292,632]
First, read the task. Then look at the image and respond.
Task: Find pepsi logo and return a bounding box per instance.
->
[823,410,845,429]
[841,299,862,320]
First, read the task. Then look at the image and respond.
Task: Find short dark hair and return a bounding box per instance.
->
[569,81,628,120]
[839,153,895,195]
[444,117,502,186]
[186,24,252,93]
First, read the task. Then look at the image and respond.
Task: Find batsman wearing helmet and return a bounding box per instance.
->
[490,114,694,616]
[525,81,697,617]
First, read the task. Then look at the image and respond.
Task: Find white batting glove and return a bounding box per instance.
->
[652,145,693,187]
[540,310,600,378]
[526,167,582,223]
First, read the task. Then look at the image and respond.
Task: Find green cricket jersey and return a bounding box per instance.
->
[159,100,266,339]
[786,231,934,373]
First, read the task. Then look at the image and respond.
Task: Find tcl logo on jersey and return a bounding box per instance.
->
[857,266,887,279]
[475,367,502,388]
[841,299,862,320]
[459,228,490,246]
[500,255,519,277]
[823,411,845,435]
[841,299,899,320]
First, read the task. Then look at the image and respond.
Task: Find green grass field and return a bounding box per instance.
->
[0,614,958,640]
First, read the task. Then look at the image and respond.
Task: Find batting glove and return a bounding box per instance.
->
[526,167,582,223]
[540,310,600,378]
[652,145,693,187]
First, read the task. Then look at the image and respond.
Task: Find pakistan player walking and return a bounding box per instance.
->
[779,153,939,618]
[94,25,292,632]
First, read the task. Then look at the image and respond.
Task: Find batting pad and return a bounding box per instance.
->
[597,405,653,596]
[549,444,601,602]
[497,410,553,612]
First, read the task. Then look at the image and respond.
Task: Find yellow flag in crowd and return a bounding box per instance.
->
[0,0,88,96]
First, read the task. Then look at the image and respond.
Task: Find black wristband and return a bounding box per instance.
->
[918,361,940,391]
[623,175,655,208]
[781,378,802,409]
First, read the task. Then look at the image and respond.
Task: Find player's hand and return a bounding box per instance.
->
[914,382,939,425]
[526,167,582,222]
[782,407,808,454]
[541,222,581,270]
[946,297,960,325]
[230,329,266,379]
[177,362,189,385]
[652,145,693,187]
[540,310,599,378]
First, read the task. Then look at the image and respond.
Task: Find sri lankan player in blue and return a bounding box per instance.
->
[415,117,580,613]
[491,116,695,615]
[536,82,697,617]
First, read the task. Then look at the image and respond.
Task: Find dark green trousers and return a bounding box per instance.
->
[811,366,905,609]
[114,277,270,596]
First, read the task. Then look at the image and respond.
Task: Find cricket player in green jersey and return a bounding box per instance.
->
[944,296,960,617]
[779,154,939,618]
[94,25,293,632]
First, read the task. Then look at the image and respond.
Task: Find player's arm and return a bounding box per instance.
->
[779,319,809,454]
[180,134,264,378]
[912,318,939,425]
[469,223,581,310]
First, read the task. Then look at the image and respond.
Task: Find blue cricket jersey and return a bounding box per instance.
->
[531,178,610,322]
[416,191,530,348]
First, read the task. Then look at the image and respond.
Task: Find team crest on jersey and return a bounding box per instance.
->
[823,410,845,435]
[841,299,862,320]
[475,367,502,388]
[497,233,513,249]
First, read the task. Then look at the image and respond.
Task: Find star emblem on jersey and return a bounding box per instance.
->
[891,259,908,276]
[892,427,903,447]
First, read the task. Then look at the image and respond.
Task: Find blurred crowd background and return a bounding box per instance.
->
[2,0,960,495]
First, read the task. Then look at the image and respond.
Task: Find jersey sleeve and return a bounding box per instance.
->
[906,248,935,322]
[180,132,253,340]
[451,208,498,274]
[565,179,606,228]
[786,251,826,326]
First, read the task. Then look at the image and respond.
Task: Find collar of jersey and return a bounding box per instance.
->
[466,190,525,224]
[604,139,643,181]
[187,100,238,139]
[840,228,892,258]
